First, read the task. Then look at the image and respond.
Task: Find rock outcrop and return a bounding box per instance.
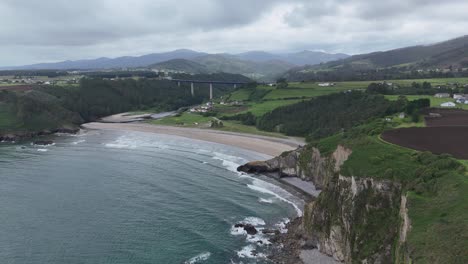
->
[239,145,407,263]
[0,127,79,142]
[238,145,352,189]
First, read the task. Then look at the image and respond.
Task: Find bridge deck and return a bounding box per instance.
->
[170,79,249,85]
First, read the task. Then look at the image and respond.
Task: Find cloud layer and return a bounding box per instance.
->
[0,0,466,66]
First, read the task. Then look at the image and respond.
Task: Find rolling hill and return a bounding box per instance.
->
[9,49,208,70]
[190,54,294,80]
[235,50,349,65]
[305,35,468,71]
[3,49,350,81]
[149,59,209,74]
[283,35,468,81]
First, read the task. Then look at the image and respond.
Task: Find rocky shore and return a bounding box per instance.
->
[237,144,405,263]
[237,150,339,263]
[0,127,79,142]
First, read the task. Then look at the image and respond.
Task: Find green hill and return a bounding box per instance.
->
[326,35,468,69]
[284,35,468,81]
[149,59,209,74]
[192,54,294,80]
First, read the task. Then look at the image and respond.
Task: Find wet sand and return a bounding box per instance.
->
[82,122,304,157]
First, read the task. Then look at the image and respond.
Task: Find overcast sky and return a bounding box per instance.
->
[0,0,467,66]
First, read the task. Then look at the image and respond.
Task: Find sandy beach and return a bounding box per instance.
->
[83,122,304,157]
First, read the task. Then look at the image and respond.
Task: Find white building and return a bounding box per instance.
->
[318,82,335,87]
[441,102,456,107]
[453,94,467,99]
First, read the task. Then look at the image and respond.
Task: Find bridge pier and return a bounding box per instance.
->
[178,81,181,87]
[209,83,213,100]
[234,84,237,89]
[191,82,194,97]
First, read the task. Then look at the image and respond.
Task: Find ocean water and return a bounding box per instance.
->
[0,130,304,264]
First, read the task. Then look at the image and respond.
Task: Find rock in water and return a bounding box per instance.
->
[33,140,54,146]
[243,224,258,235]
[237,161,272,173]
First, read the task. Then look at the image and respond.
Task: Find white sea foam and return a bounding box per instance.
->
[258,198,274,204]
[247,179,303,217]
[242,217,265,226]
[275,218,290,234]
[184,252,211,264]
[237,245,266,259]
[104,135,169,150]
[37,149,48,152]
[230,217,265,237]
[212,152,247,174]
[71,140,86,145]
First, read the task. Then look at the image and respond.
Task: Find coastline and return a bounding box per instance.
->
[81,121,334,263]
[82,122,304,157]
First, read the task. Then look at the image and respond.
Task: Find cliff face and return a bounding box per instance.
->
[239,145,407,263]
[238,145,351,189]
[304,175,402,263]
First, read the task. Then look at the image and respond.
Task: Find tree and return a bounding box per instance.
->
[276,78,289,89]
[422,81,432,89]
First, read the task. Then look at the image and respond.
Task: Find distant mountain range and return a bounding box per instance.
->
[3,49,349,80]
[7,35,467,81]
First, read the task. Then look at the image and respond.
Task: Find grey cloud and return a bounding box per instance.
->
[0,0,466,66]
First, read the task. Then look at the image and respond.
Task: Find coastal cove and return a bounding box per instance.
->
[0,127,331,263]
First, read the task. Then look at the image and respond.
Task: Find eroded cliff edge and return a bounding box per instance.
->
[238,145,410,264]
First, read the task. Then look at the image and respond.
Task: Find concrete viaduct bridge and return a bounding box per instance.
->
[171,79,249,100]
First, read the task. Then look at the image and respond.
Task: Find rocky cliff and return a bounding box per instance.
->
[239,145,407,263]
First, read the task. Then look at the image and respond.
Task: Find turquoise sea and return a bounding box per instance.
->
[0,130,303,264]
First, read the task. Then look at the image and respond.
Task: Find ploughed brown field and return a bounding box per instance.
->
[382,127,468,159]
[423,108,468,127]
[382,109,468,159]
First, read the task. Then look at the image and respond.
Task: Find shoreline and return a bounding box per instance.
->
[82,122,304,157]
[82,122,332,263]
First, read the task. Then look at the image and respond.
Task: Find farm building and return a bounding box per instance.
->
[441,102,456,107]
[318,82,335,87]
[454,94,468,99]
[435,93,450,98]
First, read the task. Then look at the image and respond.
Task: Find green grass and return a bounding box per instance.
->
[228,89,252,101]
[385,95,468,110]
[150,112,212,127]
[149,112,285,137]
[340,136,420,180]
[291,77,468,90]
[320,132,468,262]
[0,83,23,87]
[243,99,303,117]
[406,171,468,263]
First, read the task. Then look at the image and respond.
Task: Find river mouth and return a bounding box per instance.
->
[0,130,303,263]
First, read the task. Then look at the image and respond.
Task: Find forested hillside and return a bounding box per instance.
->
[256,92,401,139]
[1,73,249,135]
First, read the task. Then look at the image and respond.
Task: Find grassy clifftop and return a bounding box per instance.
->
[308,123,468,263]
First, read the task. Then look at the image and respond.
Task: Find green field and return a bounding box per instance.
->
[320,133,468,262]
[385,95,468,110]
[149,112,285,137]
[0,83,23,87]
[291,77,468,89]
[242,99,303,116]
[232,77,468,101]
[154,77,468,138]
